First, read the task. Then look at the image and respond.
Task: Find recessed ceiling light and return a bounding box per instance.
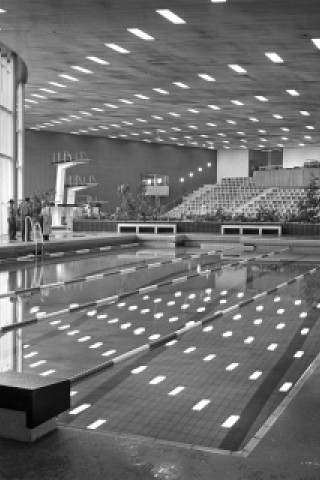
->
[91,107,104,112]
[51,120,62,124]
[299,143,305,147]
[134,94,150,99]
[173,82,190,89]
[99,126,109,130]
[127,28,154,40]
[48,81,66,88]
[40,88,56,94]
[198,73,216,82]
[258,129,266,133]
[188,125,198,129]
[110,123,121,128]
[240,139,247,142]
[105,43,130,54]
[25,99,38,104]
[277,144,284,147]
[211,0,227,2]
[249,117,259,122]
[86,56,109,65]
[265,52,284,63]
[151,115,163,120]
[31,93,47,99]
[71,66,93,74]
[79,111,92,116]
[286,89,300,96]
[311,38,320,49]
[104,103,118,109]
[188,109,199,113]
[69,115,81,119]
[206,123,217,127]
[255,95,268,102]
[217,133,226,137]
[237,131,245,135]
[119,99,133,104]
[281,127,289,132]
[153,88,169,94]
[60,117,72,122]
[231,100,244,106]
[122,121,133,125]
[172,127,181,131]
[208,105,221,110]
[136,118,147,123]
[300,110,310,116]
[281,137,289,141]
[168,112,180,117]
[59,74,79,81]
[88,127,99,131]
[228,64,247,74]
[200,134,209,138]
[226,120,236,124]
[156,9,186,24]
[306,125,315,129]
[273,114,283,119]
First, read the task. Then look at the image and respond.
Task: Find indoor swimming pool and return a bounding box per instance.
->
[1,246,320,453]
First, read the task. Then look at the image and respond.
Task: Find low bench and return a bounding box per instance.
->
[0,372,70,442]
[118,222,177,235]
[221,224,282,236]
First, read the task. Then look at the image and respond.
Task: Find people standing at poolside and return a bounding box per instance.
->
[7,199,17,241]
[19,197,32,241]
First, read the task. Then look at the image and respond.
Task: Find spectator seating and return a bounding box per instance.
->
[166,177,307,219]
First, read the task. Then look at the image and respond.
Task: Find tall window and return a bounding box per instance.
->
[0,46,27,237]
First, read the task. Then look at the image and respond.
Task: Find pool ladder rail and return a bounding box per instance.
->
[24,216,44,259]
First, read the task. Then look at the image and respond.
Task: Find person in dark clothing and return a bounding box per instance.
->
[7,199,17,241]
[19,197,32,241]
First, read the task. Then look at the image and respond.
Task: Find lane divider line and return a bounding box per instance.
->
[0,245,235,300]
[0,248,288,334]
[69,257,320,385]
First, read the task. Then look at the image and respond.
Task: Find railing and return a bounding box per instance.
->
[33,221,44,258]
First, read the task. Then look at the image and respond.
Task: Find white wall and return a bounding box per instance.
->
[283,147,320,168]
[217,149,249,183]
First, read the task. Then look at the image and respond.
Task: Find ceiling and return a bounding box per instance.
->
[1,0,320,151]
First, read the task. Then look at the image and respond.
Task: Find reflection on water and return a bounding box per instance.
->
[0,252,318,375]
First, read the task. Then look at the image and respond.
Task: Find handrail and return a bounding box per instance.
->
[24,216,32,242]
[33,221,44,258]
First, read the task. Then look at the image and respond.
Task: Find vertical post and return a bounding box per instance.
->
[17,81,25,202]
[11,54,17,203]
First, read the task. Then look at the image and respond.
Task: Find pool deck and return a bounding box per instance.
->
[1,232,320,479]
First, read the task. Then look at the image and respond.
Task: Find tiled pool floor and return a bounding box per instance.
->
[1,247,319,454]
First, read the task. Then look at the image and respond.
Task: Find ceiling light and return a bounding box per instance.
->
[255,95,268,102]
[59,74,79,81]
[51,120,62,124]
[206,123,216,127]
[311,38,320,49]
[153,88,169,94]
[228,64,247,74]
[88,127,99,131]
[99,126,109,130]
[258,129,266,133]
[218,133,226,137]
[265,52,284,63]
[281,137,288,140]
[237,131,245,135]
[281,127,289,132]
[79,111,92,116]
[286,89,300,96]
[25,99,38,104]
[40,88,56,94]
[299,143,305,147]
[86,56,109,65]
[306,125,315,129]
[188,109,199,113]
[231,100,244,106]
[200,134,209,138]
[304,135,312,139]
[0,9,7,13]
[104,103,118,109]
[300,111,310,116]
[188,125,198,129]
[105,43,130,54]
[156,9,186,24]
[134,94,150,99]
[110,123,121,128]
[69,115,81,119]
[208,105,220,110]
[60,117,72,122]
[211,0,227,2]
[127,28,154,40]
[172,127,181,131]
[249,117,259,122]
[173,82,190,89]
[198,73,216,81]
[91,107,104,112]
[152,115,163,120]
[168,112,180,117]
[122,121,133,125]
[71,66,93,74]
[48,81,66,88]
[273,114,283,119]
[277,144,284,147]
[136,118,147,123]
[119,99,133,104]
